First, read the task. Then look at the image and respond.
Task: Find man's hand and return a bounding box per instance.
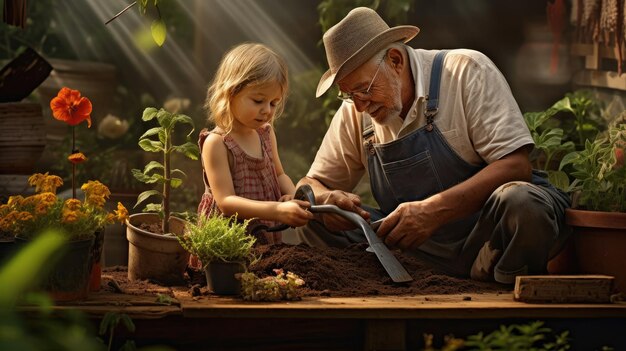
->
[319,190,370,231]
[375,201,438,250]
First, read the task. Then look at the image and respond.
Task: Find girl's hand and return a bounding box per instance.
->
[276,200,314,227]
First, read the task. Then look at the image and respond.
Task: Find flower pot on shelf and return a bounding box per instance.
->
[16,235,95,301]
[126,213,190,286]
[566,209,626,293]
[205,261,245,295]
[0,237,17,267]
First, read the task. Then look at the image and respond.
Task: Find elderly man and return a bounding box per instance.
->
[295,7,571,284]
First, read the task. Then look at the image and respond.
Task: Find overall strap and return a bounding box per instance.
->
[362,114,375,155]
[425,50,448,131]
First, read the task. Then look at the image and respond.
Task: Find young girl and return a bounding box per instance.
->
[198,43,313,245]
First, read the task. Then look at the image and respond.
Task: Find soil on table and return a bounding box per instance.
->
[101,243,508,298]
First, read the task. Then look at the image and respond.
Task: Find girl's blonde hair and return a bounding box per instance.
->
[205,43,289,133]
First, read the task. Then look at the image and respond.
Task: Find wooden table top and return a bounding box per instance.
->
[40,288,626,321]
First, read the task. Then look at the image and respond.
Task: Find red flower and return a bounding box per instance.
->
[50,87,93,127]
[68,152,88,164]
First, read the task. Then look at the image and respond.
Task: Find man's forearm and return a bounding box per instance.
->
[425,147,532,225]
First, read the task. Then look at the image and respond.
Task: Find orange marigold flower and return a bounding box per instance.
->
[50,87,92,127]
[68,152,88,164]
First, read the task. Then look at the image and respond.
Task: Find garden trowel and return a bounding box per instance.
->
[252,185,413,283]
[296,185,413,283]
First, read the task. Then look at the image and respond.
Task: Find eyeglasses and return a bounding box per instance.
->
[337,54,385,103]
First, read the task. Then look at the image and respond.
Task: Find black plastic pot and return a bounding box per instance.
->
[204,261,245,295]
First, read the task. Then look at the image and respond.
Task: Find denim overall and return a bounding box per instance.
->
[362,51,570,281]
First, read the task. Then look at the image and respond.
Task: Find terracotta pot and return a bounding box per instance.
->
[126,213,190,285]
[566,209,626,292]
[89,228,105,291]
[204,261,245,295]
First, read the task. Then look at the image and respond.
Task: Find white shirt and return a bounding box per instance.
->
[307,47,534,192]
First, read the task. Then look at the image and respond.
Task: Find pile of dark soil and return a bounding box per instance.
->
[100,244,508,298]
[249,244,507,297]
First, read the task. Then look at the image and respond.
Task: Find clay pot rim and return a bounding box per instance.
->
[126,213,187,241]
[565,208,626,229]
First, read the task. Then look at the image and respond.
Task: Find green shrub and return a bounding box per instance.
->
[178,215,256,265]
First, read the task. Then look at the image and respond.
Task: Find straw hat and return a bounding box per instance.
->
[316,7,419,97]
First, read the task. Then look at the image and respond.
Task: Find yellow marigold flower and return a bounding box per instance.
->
[17,211,33,222]
[81,180,111,198]
[39,192,57,204]
[64,198,82,211]
[35,203,49,215]
[62,209,79,224]
[29,172,63,194]
[7,195,24,207]
[68,152,88,164]
[86,194,106,208]
[106,213,115,223]
[114,202,129,223]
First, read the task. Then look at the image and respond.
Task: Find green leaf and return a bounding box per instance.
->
[139,138,163,152]
[151,19,166,46]
[132,169,163,184]
[157,109,173,129]
[142,107,158,121]
[547,170,570,192]
[171,114,195,132]
[172,142,200,160]
[134,190,161,208]
[171,177,182,188]
[171,169,187,177]
[144,160,164,174]
[144,203,162,213]
[139,127,162,140]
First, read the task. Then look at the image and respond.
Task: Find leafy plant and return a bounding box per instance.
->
[523,90,604,190]
[99,312,136,351]
[132,107,200,234]
[422,321,571,351]
[559,122,626,212]
[239,269,305,302]
[178,215,256,264]
[106,0,168,46]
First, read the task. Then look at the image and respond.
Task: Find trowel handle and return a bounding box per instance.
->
[251,184,317,234]
[294,184,316,205]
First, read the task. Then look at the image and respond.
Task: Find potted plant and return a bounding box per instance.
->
[559,121,626,292]
[126,107,200,285]
[179,215,256,295]
[0,173,128,301]
[523,90,603,190]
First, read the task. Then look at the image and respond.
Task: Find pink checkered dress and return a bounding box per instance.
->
[197,124,283,241]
